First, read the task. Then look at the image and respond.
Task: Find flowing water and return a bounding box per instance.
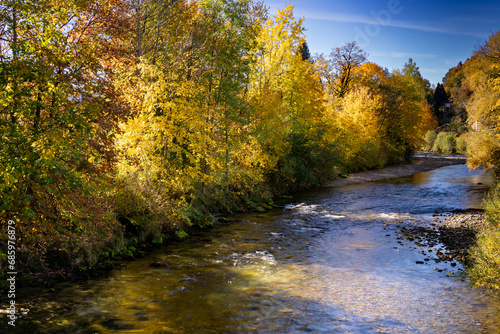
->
[3,164,500,333]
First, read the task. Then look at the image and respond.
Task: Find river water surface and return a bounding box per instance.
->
[3,164,500,333]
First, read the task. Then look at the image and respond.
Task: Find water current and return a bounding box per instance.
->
[2,164,500,333]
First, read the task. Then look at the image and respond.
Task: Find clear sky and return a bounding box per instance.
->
[262,0,500,85]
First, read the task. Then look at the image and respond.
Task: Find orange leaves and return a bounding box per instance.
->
[354,62,386,86]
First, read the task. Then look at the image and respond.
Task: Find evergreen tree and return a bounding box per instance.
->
[299,40,311,61]
[433,83,449,123]
[434,83,448,107]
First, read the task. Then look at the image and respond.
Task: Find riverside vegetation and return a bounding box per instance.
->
[0,0,497,293]
[436,31,500,293]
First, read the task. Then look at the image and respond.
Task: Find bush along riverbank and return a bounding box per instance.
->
[468,185,500,293]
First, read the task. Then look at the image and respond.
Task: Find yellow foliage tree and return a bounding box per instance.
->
[378,62,436,162]
[463,34,500,173]
[326,86,384,170]
[248,5,332,191]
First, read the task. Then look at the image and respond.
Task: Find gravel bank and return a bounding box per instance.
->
[399,210,484,266]
[325,152,467,187]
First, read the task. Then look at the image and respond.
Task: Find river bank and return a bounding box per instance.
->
[0,153,475,292]
[399,209,484,266]
[4,160,500,333]
[325,152,467,187]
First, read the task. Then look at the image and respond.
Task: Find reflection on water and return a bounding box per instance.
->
[3,165,500,333]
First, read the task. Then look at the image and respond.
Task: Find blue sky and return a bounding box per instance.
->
[262,0,500,85]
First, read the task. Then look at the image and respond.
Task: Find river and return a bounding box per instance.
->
[3,164,500,333]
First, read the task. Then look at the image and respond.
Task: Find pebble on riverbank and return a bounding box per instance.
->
[399,209,484,266]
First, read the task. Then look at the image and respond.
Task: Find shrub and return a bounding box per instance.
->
[432,132,456,153]
[456,134,467,154]
[447,120,468,135]
[469,229,500,292]
[469,184,500,292]
[423,130,437,151]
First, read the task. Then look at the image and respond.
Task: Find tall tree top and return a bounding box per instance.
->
[330,41,367,69]
[475,31,500,63]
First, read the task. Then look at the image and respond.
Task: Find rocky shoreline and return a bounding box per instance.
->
[399,209,484,267]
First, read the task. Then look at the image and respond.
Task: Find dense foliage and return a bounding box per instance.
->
[0,1,435,278]
[443,31,500,292]
[441,30,500,293]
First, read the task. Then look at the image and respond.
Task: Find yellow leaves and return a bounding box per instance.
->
[354,62,386,86]
[467,130,500,172]
[461,44,500,171]
[339,87,381,133]
[331,86,383,160]
[252,5,305,91]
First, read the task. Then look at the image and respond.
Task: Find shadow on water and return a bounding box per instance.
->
[3,165,500,333]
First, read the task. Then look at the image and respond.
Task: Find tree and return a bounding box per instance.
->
[467,31,500,294]
[352,62,387,87]
[333,86,384,170]
[117,0,266,214]
[476,32,500,63]
[247,5,333,192]
[0,0,133,270]
[464,31,500,173]
[329,41,367,98]
[378,63,437,162]
[432,83,450,124]
[298,40,311,61]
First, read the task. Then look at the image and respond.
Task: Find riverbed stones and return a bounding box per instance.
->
[398,209,484,266]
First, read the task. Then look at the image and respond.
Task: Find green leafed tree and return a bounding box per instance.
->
[0,0,132,270]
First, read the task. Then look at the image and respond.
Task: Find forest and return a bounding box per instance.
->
[0,0,497,292]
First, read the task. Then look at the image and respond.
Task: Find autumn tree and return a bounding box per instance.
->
[376,60,436,162]
[329,42,367,98]
[0,0,132,271]
[464,31,500,173]
[475,31,500,62]
[117,0,267,219]
[332,86,385,170]
[466,30,500,294]
[247,5,333,192]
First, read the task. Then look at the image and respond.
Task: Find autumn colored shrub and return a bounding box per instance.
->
[456,134,468,154]
[432,132,456,153]
[469,184,500,292]
[423,130,437,151]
